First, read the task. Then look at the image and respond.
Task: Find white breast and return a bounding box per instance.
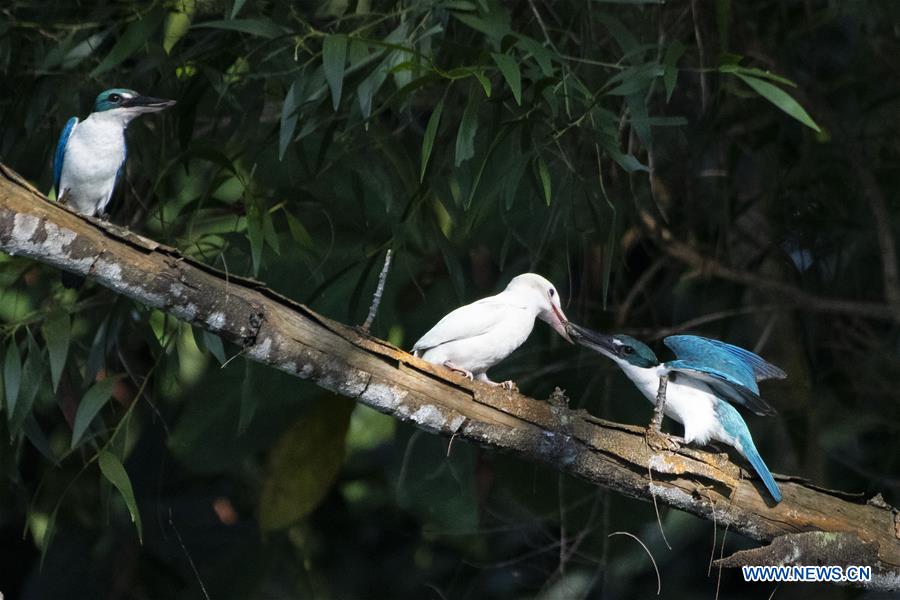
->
[617,363,721,445]
[59,112,128,215]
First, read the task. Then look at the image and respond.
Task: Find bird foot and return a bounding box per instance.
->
[645,428,681,452]
[498,380,517,391]
[442,361,474,381]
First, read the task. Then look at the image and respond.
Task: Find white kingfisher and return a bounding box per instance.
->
[413,273,572,389]
[567,323,785,503]
[53,88,175,217]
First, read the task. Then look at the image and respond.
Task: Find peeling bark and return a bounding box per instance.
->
[0,164,898,591]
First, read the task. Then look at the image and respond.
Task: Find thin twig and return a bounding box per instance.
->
[647,465,672,550]
[608,531,661,595]
[705,488,718,577]
[169,508,211,600]
[362,248,393,332]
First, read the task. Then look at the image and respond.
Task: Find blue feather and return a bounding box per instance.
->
[668,335,786,381]
[715,401,782,503]
[53,116,78,193]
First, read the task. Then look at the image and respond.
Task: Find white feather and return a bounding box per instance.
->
[615,361,721,445]
[59,109,133,216]
[412,273,568,380]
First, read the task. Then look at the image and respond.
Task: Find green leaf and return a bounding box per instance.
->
[420,98,444,182]
[98,450,143,543]
[734,72,821,132]
[201,330,227,364]
[285,212,314,249]
[455,92,479,166]
[230,0,248,19]
[492,52,522,105]
[663,41,685,102]
[472,70,492,97]
[515,35,554,76]
[451,11,511,40]
[71,375,124,449]
[323,34,348,111]
[238,359,257,434]
[246,199,264,276]
[163,1,195,54]
[10,337,44,435]
[279,80,301,160]
[91,7,165,76]
[4,339,21,418]
[43,311,70,393]
[193,18,287,39]
[537,157,552,205]
[259,397,354,530]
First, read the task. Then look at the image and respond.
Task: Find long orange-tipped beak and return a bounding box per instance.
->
[548,304,573,343]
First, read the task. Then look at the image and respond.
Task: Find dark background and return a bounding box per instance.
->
[1,0,898,598]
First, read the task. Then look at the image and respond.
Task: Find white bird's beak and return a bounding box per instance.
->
[547,304,573,343]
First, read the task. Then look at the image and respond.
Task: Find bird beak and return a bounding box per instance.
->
[565,322,616,354]
[121,96,176,113]
[548,304,573,344]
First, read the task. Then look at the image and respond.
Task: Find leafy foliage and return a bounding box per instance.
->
[0,0,898,598]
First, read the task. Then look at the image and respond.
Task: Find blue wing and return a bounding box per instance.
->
[53,117,79,193]
[664,335,780,416]
[715,401,782,503]
[691,337,787,381]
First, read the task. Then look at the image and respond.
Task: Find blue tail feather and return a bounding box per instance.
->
[715,400,782,503]
[738,439,782,503]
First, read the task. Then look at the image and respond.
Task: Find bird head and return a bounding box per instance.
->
[566,322,659,368]
[93,88,176,118]
[505,273,572,343]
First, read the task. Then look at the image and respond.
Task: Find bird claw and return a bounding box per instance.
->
[442,361,474,381]
[499,380,517,391]
[645,428,681,452]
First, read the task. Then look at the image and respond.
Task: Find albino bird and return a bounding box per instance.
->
[412,273,572,388]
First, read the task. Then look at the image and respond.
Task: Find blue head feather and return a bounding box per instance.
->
[93,88,138,112]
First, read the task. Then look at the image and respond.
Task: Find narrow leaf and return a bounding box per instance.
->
[239,360,257,433]
[472,71,491,97]
[420,98,445,181]
[285,212,314,249]
[201,330,227,364]
[323,34,348,111]
[734,73,821,132]
[10,337,44,435]
[537,157,552,205]
[455,92,479,166]
[71,375,124,449]
[98,450,143,543]
[192,18,287,39]
[43,311,70,392]
[91,7,165,76]
[663,41,685,102]
[492,53,522,105]
[230,0,248,19]
[259,397,354,530]
[246,199,264,276]
[4,339,21,418]
[279,80,301,160]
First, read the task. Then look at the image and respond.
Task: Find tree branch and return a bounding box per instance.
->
[0,164,897,591]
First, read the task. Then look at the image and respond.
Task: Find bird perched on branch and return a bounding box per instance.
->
[412,273,572,389]
[567,323,785,503]
[53,88,175,218]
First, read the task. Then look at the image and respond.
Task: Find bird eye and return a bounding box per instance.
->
[108,93,121,103]
[622,346,634,355]
[549,289,555,298]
